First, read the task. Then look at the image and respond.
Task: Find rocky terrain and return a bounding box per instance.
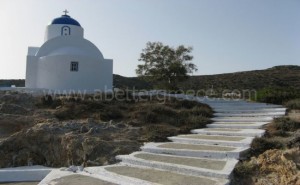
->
[233,109,300,185]
[0,91,212,168]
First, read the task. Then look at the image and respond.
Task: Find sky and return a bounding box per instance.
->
[0,0,299,79]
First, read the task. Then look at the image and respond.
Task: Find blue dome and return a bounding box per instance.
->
[51,15,81,27]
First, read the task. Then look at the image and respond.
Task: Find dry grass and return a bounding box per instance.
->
[232,111,300,185]
[285,99,300,110]
[0,92,213,168]
[37,95,213,143]
[288,110,300,122]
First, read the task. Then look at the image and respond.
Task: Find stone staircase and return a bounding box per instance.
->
[39,98,286,185]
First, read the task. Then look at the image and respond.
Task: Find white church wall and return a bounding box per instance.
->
[25,56,38,88]
[44,24,84,41]
[36,55,112,91]
[27,47,40,56]
[37,37,104,60]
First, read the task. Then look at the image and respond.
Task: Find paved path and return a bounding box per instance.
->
[38,97,285,184]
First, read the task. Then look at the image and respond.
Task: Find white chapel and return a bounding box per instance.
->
[25,11,113,91]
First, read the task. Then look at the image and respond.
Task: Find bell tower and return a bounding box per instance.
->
[44,10,84,41]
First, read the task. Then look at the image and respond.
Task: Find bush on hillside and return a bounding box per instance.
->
[250,137,284,156]
[273,117,300,132]
[256,87,300,105]
[285,98,300,110]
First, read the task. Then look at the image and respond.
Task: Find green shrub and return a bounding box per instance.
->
[86,101,105,109]
[256,87,300,105]
[170,114,210,132]
[100,109,123,121]
[150,105,176,117]
[180,116,209,132]
[250,137,284,156]
[233,161,256,177]
[273,117,300,132]
[131,104,177,124]
[143,125,178,142]
[54,105,76,120]
[143,111,158,123]
[42,95,53,105]
[174,99,200,109]
[272,130,290,137]
[285,99,300,110]
[189,106,213,117]
[187,115,209,125]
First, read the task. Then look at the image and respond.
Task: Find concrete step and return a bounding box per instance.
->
[142,142,249,159]
[116,152,238,179]
[212,117,273,122]
[212,121,269,124]
[214,112,285,117]
[210,105,283,109]
[102,164,229,185]
[203,101,276,106]
[0,165,53,183]
[40,166,155,185]
[168,134,253,147]
[214,108,286,113]
[198,99,246,103]
[191,128,265,137]
[207,122,268,129]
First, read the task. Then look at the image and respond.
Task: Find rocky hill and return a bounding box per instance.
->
[113,74,152,89]
[180,65,300,90]
[0,75,152,90]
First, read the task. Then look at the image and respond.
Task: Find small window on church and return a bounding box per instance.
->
[61,26,71,36]
[70,62,79,72]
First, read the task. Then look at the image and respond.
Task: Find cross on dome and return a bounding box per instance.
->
[63,9,69,15]
[51,11,81,26]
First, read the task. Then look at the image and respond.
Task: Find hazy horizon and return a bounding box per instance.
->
[1,0,299,79]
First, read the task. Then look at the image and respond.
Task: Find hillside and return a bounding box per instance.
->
[0,79,25,87]
[113,74,152,89]
[1,65,299,91]
[180,65,300,90]
[0,75,152,90]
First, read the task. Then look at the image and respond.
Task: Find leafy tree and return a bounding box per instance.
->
[136,42,197,90]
